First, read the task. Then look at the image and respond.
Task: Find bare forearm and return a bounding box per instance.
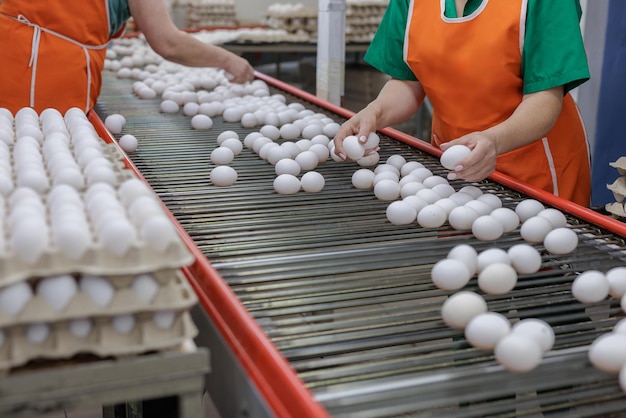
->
[485,86,564,155]
[366,79,425,129]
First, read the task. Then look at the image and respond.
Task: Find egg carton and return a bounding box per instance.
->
[605,202,626,219]
[607,176,626,203]
[610,157,626,176]
[0,269,197,327]
[0,310,198,372]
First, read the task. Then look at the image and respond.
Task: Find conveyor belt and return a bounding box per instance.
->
[95,70,626,417]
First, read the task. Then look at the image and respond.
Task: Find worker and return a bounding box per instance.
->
[333,0,592,206]
[0,0,254,114]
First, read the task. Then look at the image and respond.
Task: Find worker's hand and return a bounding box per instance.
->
[333,107,380,160]
[222,53,255,84]
[441,131,499,182]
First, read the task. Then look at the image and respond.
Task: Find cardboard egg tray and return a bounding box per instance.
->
[0,309,198,372]
[605,158,626,218]
[0,269,197,327]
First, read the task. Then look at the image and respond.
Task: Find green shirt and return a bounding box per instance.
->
[365,0,590,94]
[108,0,131,37]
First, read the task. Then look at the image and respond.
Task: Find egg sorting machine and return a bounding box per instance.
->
[94,70,626,418]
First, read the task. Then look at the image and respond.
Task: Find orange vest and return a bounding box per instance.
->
[405,0,591,206]
[0,0,113,114]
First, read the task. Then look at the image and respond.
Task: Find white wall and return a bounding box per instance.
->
[234,0,319,24]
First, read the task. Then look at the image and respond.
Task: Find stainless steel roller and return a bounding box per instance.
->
[95,70,626,418]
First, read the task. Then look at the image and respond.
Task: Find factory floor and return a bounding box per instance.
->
[16,59,425,418]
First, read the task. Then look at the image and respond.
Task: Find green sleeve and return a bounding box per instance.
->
[523,0,590,94]
[108,0,131,37]
[364,0,417,81]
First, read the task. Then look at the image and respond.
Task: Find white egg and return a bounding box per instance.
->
[478,263,517,295]
[402,195,429,213]
[323,122,341,138]
[252,137,273,154]
[279,123,300,140]
[36,275,77,312]
[507,243,542,274]
[441,291,488,330]
[543,227,578,254]
[511,318,554,352]
[422,175,449,189]
[183,102,199,116]
[295,150,319,171]
[343,135,365,160]
[132,273,160,304]
[615,318,626,335]
[69,317,93,338]
[275,158,301,176]
[221,138,243,155]
[363,132,380,149]
[588,333,626,373]
[520,216,554,243]
[472,215,504,241]
[494,334,543,373]
[373,179,401,201]
[571,270,609,303]
[515,199,545,222]
[98,219,137,257]
[273,174,300,195]
[216,130,239,145]
[464,200,492,217]
[448,192,474,206]
[386,155,406,170]
[417,204,447,228]
[356,152,380,167]
[160,100,180,114]
[243,132,263,149]
[210,165,237,187]
[119,134,138,153]
[440,144,471,170]
[153,310,177,329]
[386,201,417,225]
[112,314,136,334]
[431,258,472,290]
[118,178,153,207]
[447,244,479,276]
[0,281,33,316]
[458,185,483,199]
[400,182,426,198]
[607,267,626,298]
[537,208,568,228]
[476,248,510,273]
[308,143,330,163]
[104,114,126,134]
[300,171,325,193]
[10,219,49,264]
[310,134,330,147]
[489,207,520,233]
[141,216,178,253]
[210,147,235,165]
[25,322,50,344]
[302,124,323,140]
[259,142,279,161]
[373,171,400,186]
[80,274,115,307]
[431,183,456,198]
[465,312,511,351]
[259,125,280,140]
[448,205,479,231]
[416,189,441,204]
[190,114,213,130]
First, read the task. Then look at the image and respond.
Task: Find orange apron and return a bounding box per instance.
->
[0,0,112,114]
[405,0,591,206]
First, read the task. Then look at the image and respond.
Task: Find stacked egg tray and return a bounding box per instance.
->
[605,157,626,219]
[0,107,196,372]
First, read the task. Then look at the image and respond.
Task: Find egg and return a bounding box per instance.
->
[153,310,177,329]
[259,125,280,140]
[476,248,510,273]
[400,182,426,198]
[141,216,178,253]
[440,144,471,170]
[279,123,300,140]
[295,150,319,171]
[0,281,33,316]
[402,195,429,214]
[464,200,492,217]
[343,135,365,160]
[363,132,380,149]
[112,314,136,334]
[448,191,474,206]
[308,143,330,163]
[537,208,568,228]
[386,201,418,225]
[80,274,115,307]
[210,165,237,187]
[119,134,138,153]
[69,317,93,338]
[210,147,235,165]
[323,122,341,138]
[458,185,483,199]
[356,152,380,167]
[543,227,578,254]
[489,207,520,233]
[10,219,49,264]
[386,155,406,170]
[607,267,626,298]
[431,258,472,290]
[132,273,160,303]
[275,158,301,176]
[478,263,517,295]
[300,171,325,193]
[25,322,50,344]
[36,274,77,312]
[441,291,488,330]
[415,189,441,204]
[422,175,449,189]
[190,114,213,130]
[588,333,626,373]
[507,243,542,274]
[273,174,300,194]
[465,312,511,351]
[373,179,401,201]
[104,114,126,134]
[515,199,545,222]
[431,183,456,199]
[216,130,239,145]
[520,216,554,243]
[571,270,609,303]
[471,215,504,241]
[494,334,543,373]
[220,138,243,155]
[447,244,479,276]
[160,99,180,114]
[415,204,446,228]
[98,219,137,257]
[511,318,554,353]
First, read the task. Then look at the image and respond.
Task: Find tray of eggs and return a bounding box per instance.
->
[0,269,198,372]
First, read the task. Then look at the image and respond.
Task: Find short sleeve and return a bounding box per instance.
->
[364,0,417,81]
[522,0,590,94]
